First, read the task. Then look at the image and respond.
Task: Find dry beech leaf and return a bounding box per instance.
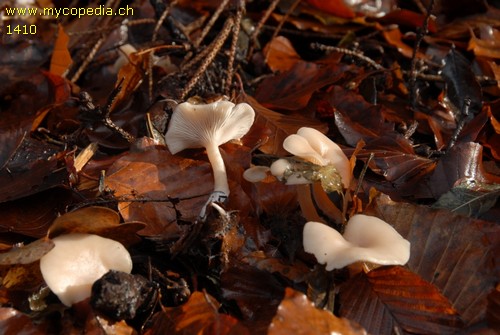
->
[381,26,425,59]
[221,262,285,334]
[304,0,355,18]
[0,239,52,292]
[432,181,500,218]
[0,307,48,334]
[270,12,360,36]
[105,145,213,237]
[111,51,150,113]
[48,206,144,246]
[243,251,310,284]
[487,284,500,330]
[376,9,437,32]
[417,142,500,198]
[48,206,120,237]
[93,316,136,335]
[468,25,500,59]
[144,291,250,335]
[365,194,499,328]
[254,60,351,111]
[0,137,68,203]
[269,287,367,335]
[340,266,463,335]
[0,238,54,265]
[242,95,327,156]
[50,24,73,76]
[263,36,302,73]
[441,48,483,117]
[0,189,73,239]
[1,262,44,290]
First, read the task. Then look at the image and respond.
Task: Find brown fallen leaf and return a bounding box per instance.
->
[263,36,302,73]
[49,24,73,77]
[0,307,48,334]
[487,284,500,330]
[365,193,499,327]
[0,238,53,266]
[269,287,367,335]
[0,189,74,239]
[144,291,250,335]
[105,144,213,237]
[254,60,351,111]
[221,262,285,334]
[48,206,144,247]
[416,142,500,198]
[242,95,327,156]
[304,0,355,19]
[340,266,464,335]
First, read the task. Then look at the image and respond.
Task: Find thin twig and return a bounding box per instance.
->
[194,0,230,47]
[354,152,374,198]
[148,52,154,103]
[179,16,234,100]
[247,0,281,60]
[70,36,105,83]
[127,18,157,26]
[312,43,385,70]
[152,1,176,42]
[182,44,212,72]
[102,79,135,143]
[408,0,435,107]
[225,0,245,95]
[269,0,301,42]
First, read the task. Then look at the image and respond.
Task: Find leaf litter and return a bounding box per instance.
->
[0,0,499,334]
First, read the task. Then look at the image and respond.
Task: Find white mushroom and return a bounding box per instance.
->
[39,233,132,306]
[283,127,351,188]
[270,158,311,185]
[242,165,270,183]
[303,214,410,270]
[165,99,255,218]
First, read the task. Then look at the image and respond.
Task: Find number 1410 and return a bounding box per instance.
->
[5,24,37,35]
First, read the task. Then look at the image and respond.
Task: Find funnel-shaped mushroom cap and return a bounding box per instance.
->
[40,233,132,306]
[303,221,353,270]
[283,127,351,187]
[343,214,410,266]
[303,215,410,270]
[165,100,255,154]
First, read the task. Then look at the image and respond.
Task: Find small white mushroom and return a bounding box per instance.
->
[283,127,351,188]
[165,99,255,218]
[242,165,270,183]
[39,233,132,306]
[303,214,410,270]
[270,158,310,185]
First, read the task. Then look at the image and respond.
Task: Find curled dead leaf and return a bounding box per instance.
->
[269,287,367,335]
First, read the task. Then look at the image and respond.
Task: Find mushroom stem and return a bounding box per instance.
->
[205,141,230,196]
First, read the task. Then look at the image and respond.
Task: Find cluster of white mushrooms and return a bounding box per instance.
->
[243,126,410,271]
[38,100,409,307]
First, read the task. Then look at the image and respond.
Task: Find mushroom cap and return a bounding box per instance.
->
[165,100,255,154]
[243,166,270,183]
[303,221,353,270]
[39,233,133,306]
[303,215,410,270]
[283,127,351,187]
[343,214,410,266]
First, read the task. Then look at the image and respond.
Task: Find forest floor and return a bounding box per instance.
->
[0,0,499,334]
